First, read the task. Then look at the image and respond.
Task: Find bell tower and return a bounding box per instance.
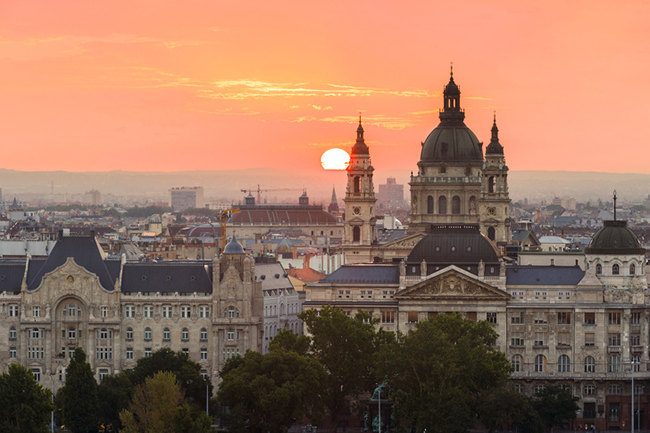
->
[479,113,511,243]
[343,116,377,263]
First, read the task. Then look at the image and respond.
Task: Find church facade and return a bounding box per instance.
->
[326,71,650,430]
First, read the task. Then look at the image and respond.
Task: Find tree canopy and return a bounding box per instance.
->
[217,343,325,433]
[532,385,579,431]
[63,348,99,433]
[299,306,381,433]
[0,363,54,433]
[380,313,513,433]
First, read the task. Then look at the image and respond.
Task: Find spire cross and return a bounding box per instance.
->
[494,110,497,124]
[450,62,453,77]
[358,112,362,125]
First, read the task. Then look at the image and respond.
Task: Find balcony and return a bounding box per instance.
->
[607,346,621,353]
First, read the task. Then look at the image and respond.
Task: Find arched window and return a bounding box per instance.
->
[584,356,595,373]
[469,196,477,215]
[452,196,461,214]
[511,355,522,372]
[353,176,360,194]
[144,327,152,341]
[440,165,447,174]
[608,354,621,373]
[353,226,361,242]
[163,328,171,341]
[427,196,434,214]
[558,355,571,373]
[534,354,546,372]
[488,176,495,193]
[488,227,496,241]
[612,264,620,275]
[596,264,602,275]
[630,263,636,275]
[438,196,447,215]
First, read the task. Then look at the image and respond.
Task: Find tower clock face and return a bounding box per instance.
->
[353,207,361,215]
[488,207,496,216]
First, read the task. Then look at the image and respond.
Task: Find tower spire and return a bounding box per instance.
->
[613,190,617,221]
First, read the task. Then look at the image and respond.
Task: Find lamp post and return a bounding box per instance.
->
[50,372,54,433]
[638,385,644,432]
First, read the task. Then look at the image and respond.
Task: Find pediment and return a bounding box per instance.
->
[382,232,427,250]
[396,266,509,300]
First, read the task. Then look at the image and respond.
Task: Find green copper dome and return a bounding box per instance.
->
[585,220,645,255]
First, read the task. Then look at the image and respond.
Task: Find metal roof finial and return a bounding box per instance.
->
[613,190,617,221]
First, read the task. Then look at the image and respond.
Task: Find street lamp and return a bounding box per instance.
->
[638,385,644,431]
[49,372,55,433]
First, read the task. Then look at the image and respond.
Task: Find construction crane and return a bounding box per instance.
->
[240,184,302,203]
[219,208,241,253]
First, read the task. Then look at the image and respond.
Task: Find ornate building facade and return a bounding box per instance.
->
[0,231,263,391]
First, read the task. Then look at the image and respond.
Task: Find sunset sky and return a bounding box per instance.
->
[1,1,649,174]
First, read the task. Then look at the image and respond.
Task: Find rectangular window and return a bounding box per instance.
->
[144,348,152,358]
[608,333,621,346]
[199,306,210,319]
[533,312,547,324]
[631,312,641,325]
[609,403,620,422]
[124,306,135,318]
[101,306,109,318]
[32,368,40,381]
[200,348,208,360]
[558,332,571,347]
[143,306,154,319]
[8,304,18,317]
[608,312,621,325]
[557,312,571,324]
[585,333,595,347]
[510,312,524,324]
[631,334,641,346]
[486,312,497,324]
[534,332,547,347]
[466,312,476,322]
[584,312,595,324]
[162,306,172,318]
[381,311,395,323]
[584,385,595,395]
[407,312,419,323]
[227,330,235,341]
[99,369,109,381]
[608,384,622,395]
[180,306,191,318]
[33,306,40,317]
[510,333,524,346]
[126,348,133,359]
[583,403,596,419]
[9,347,16,359]
[513,383,524,394]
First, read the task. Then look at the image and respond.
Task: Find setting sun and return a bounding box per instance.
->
[321,148,350,170]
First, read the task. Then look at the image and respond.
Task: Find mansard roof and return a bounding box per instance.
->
[506,265,585,286]
[318,264,400,285]
[121,262,213,293]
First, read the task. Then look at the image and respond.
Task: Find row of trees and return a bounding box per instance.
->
[217,307,579,433]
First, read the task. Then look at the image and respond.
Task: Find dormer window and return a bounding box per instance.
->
[596,264,602,275]
[612,264,620,275]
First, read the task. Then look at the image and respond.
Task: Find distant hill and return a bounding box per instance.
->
[0,168,647,205]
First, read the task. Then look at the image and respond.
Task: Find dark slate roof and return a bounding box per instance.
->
[318,264,400,284]
[506,265,585,286]
[231,207,337,224]
[223,236,245,254]
[0,261,27,292]
[407,225,499,265]
[585,220,645,255]
[377,228,408,244]
[27,236,116,291]
[512,230,533,244]
[121,262,213,293]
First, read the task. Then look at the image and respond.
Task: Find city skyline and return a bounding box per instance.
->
[1,1,649,173]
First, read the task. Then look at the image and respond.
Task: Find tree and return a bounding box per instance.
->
[532,385,579,431]
[63,348,99,433]
[0,363,54,433]
[380,313,512,433]
[217,347,325,433]
[300,306,380,433]
[129,348,212,411]
[119,371,184,433]
[478,387,542,433]
[97,372,134,431]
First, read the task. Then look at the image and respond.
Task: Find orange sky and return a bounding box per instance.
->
[1,0,649,174]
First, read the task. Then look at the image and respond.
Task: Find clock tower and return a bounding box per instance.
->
[479,114,511,243]
[343,116,377,263]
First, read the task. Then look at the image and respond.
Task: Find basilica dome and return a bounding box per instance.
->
[585,220,645,255]
[419,72,484,164]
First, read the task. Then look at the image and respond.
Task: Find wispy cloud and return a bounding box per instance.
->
[289,114,418,130]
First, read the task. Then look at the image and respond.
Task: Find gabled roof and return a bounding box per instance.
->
[255,263,293,290]
[27,236,117,291]
[286,267,327,283]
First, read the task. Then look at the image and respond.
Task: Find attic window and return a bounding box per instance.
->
[451,247,456,252]
[261,275,266,280]
[275,274,280,279]
[467,247,472,252]
[190,276,196,282]
[141,276,147,282]
[166,276,172,282]
[0,275,5,281]
[66,275,74,283]
[435,246,440,252]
